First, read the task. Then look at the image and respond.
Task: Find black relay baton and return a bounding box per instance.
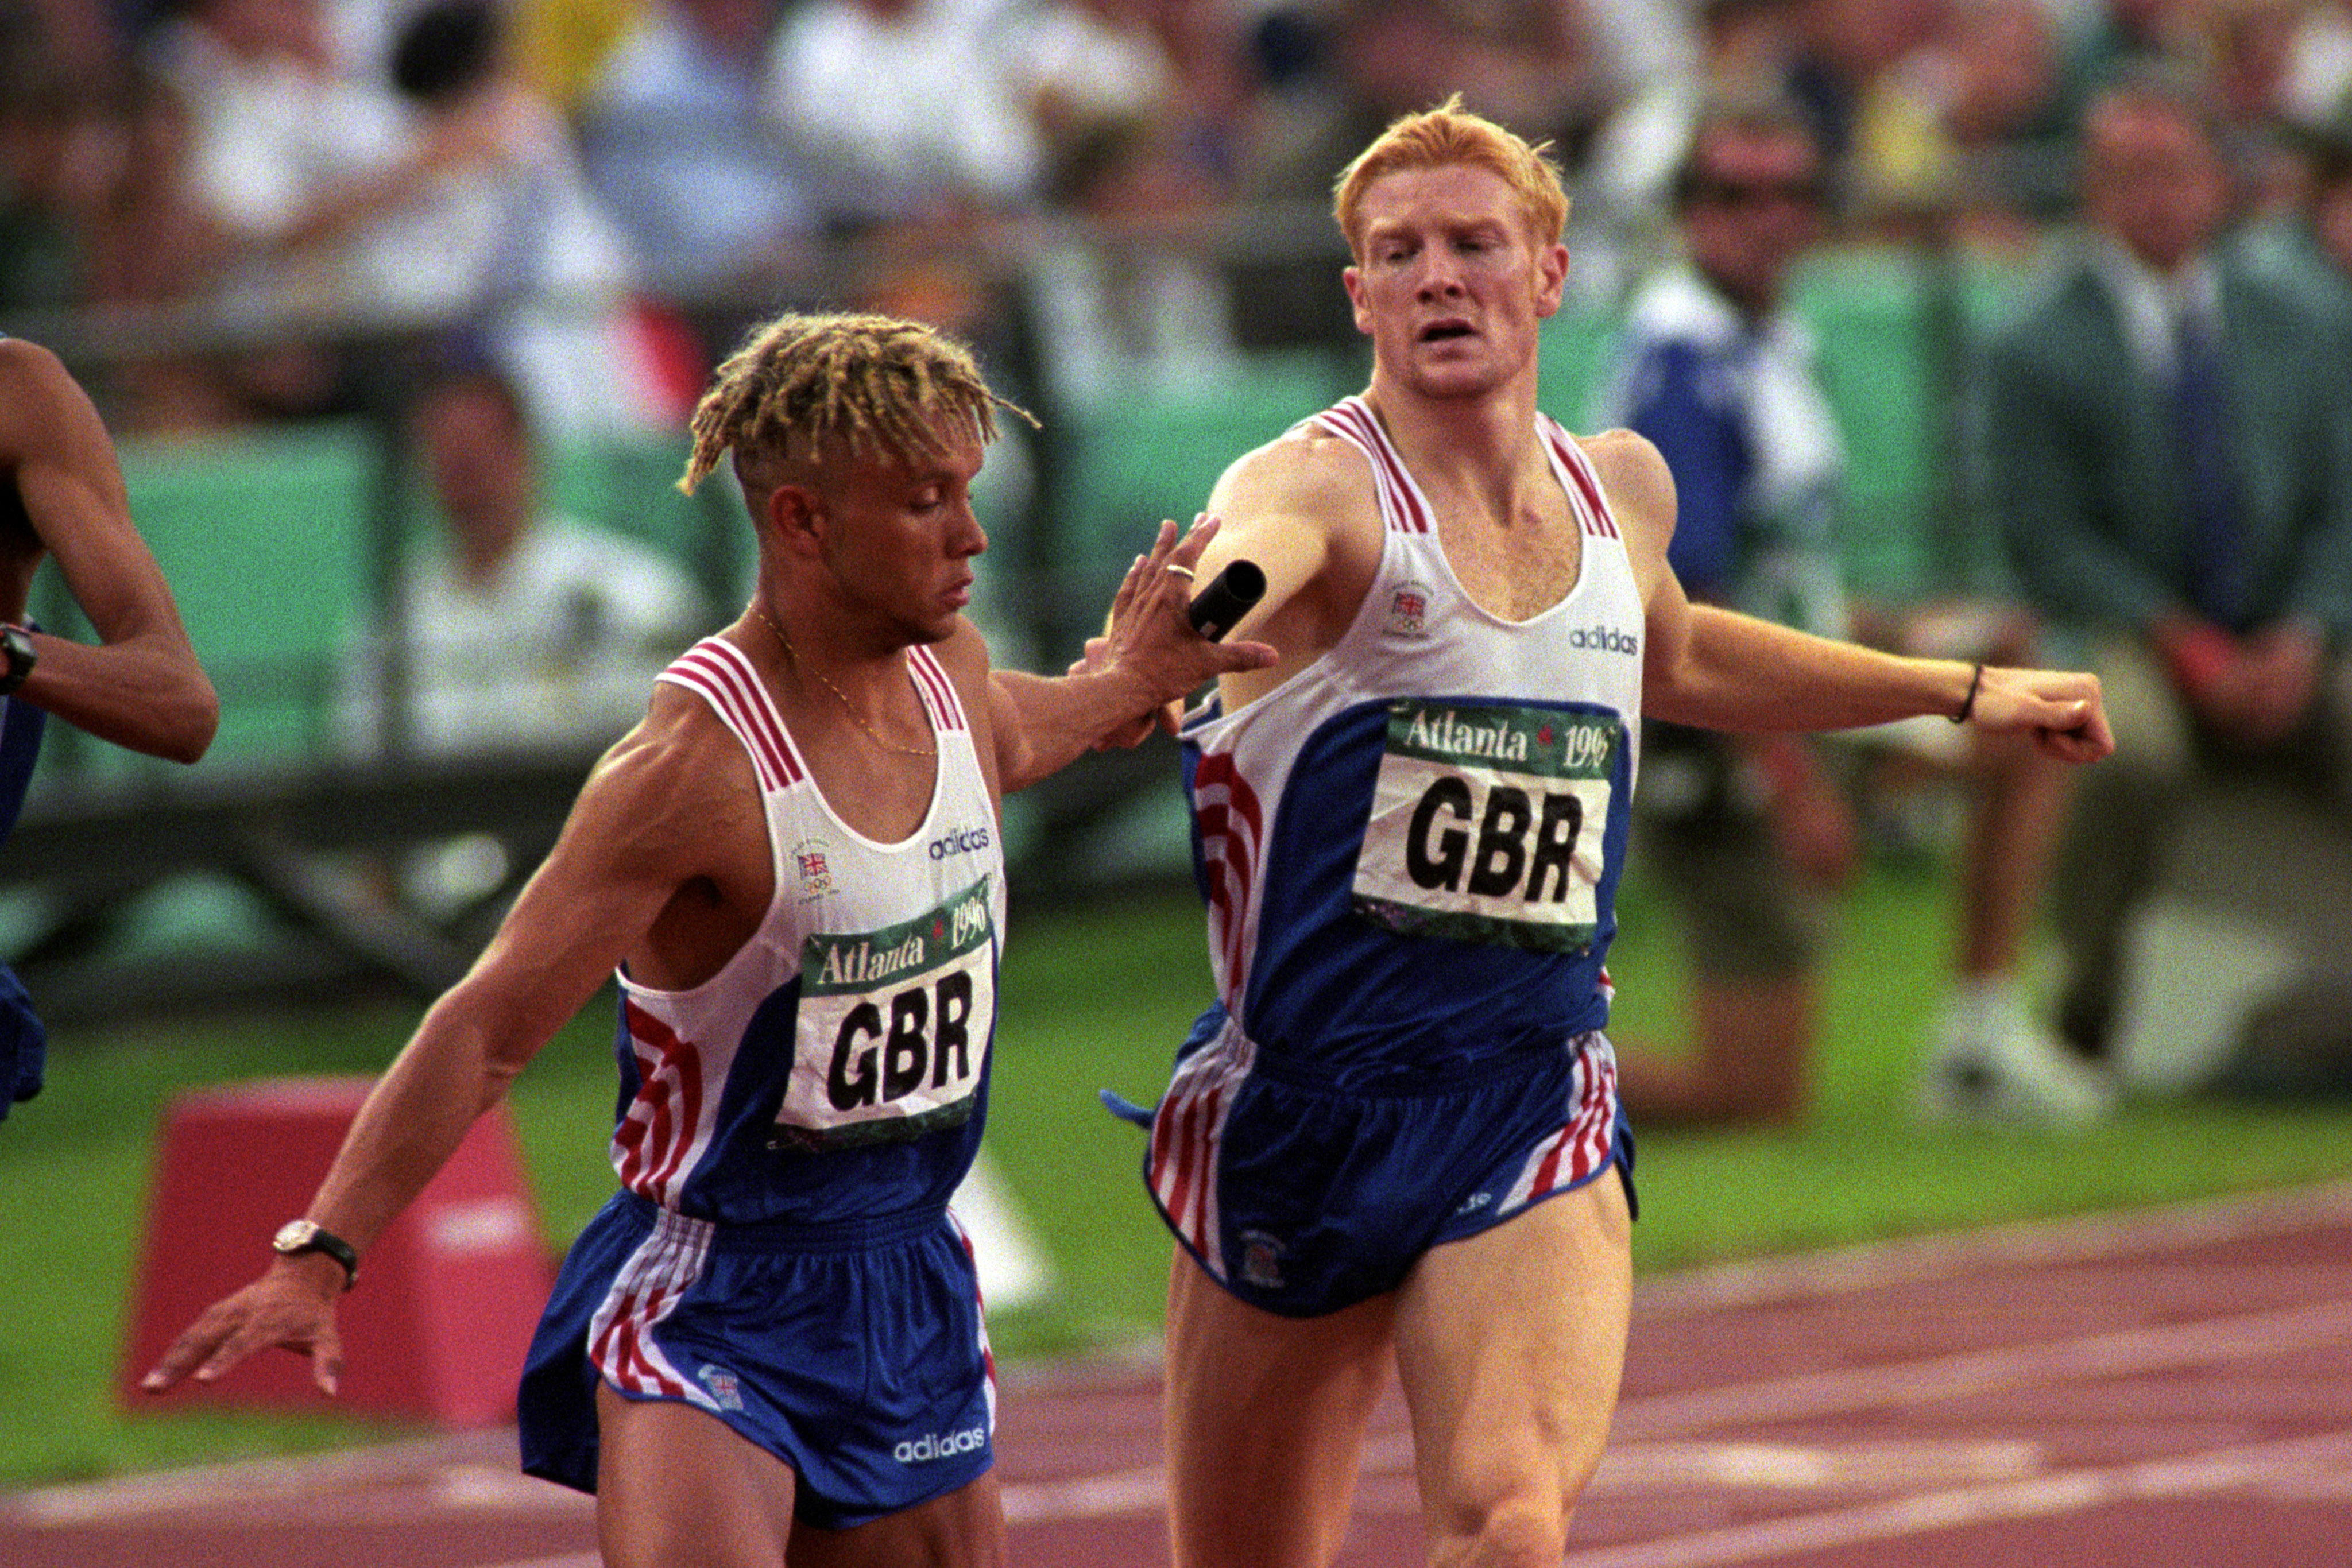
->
[1186,560,1267,641]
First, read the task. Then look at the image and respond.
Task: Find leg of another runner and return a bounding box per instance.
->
[1163,1249,1398,1568]
[595,1383,797,1567]
[1392,1172,1633,1567]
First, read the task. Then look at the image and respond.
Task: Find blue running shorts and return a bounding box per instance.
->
[0,961,44,1121]
[1146,1027,1635,1317]
[519,1191,995,1528]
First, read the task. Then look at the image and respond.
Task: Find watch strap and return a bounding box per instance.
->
[274,1221,360,1289]
[0,625,34,696]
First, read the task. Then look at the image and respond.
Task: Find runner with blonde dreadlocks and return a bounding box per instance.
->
[144,310,1274,1567]
[680,312,1028,490]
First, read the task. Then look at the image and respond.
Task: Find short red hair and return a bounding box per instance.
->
[1331,95,1571,261]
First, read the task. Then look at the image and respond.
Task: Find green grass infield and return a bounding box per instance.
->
[2,864,2347,1486]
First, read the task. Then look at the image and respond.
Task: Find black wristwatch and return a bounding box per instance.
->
[0,624,35,696]
[272,1218,360,1290]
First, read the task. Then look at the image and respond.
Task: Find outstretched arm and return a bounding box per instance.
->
[1592,424,2111,764]
[0,340,218,763]
[140,699,729,1396]
[989,517,1276,792]
[1652,605,2112,762]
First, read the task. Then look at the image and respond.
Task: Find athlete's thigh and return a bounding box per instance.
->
[1164,1248,1398,1568]
[1391,1173,1633,1533]
[595,1381,797,1568]
[786,1472,1005,1568]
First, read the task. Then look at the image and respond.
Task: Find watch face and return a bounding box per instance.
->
[273,1219,318,1252]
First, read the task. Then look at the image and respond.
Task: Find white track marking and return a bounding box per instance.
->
[1638,1179,2352,1319]
[16,1179,2350,1550]
[1001,1465,1169,1522]
[1554,1428,2352,1568]
[1614,1298,2352,1438]
[9,1433,521,1526]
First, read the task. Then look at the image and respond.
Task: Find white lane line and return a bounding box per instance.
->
[1001,1465,1167,1522]
[23,1299,2349,1530]
[1639,1179,2352,1319]
[1615,1298,2352,1438]
[1585,1439,2048,1493]
[8,1437,524,1526]
[1555,1428,2352,1568]
[18,1180,2348,1538]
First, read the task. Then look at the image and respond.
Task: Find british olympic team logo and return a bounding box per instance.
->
[697,1364,746,1412]
[1239,1229,1287,1289]
[1386,582,1432,638]
[791,838,834,900]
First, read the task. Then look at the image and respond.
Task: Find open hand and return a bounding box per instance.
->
[1088,515,1276,737]
[140,1264,346,1399]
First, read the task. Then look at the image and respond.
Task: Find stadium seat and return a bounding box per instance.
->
[1050,353,1354,587]
[113,422,380,776]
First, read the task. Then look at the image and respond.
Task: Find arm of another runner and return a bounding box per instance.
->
[0,340,218,763]
[989,516,1276,792]
[1596,425,2112,764]
[139,691,741,1396]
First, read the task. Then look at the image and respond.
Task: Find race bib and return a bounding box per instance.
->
[778,879,996,1151]
[1351,701,1620,953]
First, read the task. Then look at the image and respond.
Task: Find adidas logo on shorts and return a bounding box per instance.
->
[894,1424,987,1464]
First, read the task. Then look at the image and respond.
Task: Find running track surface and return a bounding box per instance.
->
[10,1179,2350,1567]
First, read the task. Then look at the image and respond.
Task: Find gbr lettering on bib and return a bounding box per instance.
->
[1351,701,1620,953]
[778,878,996,1151]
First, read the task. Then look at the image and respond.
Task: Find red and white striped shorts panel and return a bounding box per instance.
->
[588,1205,718,1410]
[1147,1023,1257,1281]
[944,1209,999,1436]
[1499,1033,1620,1216]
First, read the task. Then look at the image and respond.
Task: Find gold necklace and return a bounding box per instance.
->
[751,601,937,758]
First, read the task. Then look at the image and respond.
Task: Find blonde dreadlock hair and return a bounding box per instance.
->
[678,312,1032,499]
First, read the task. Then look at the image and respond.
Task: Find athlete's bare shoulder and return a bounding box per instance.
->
[1209,417,1380,527]
[0,338,103,465]
[1573,426,1676,555]
[575,673,764,885]
[0,336,66,402]
[929,616,993,684]
[929,618,995,727]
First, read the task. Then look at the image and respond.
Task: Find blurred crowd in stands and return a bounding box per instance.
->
[9,0,2352,1101]
[3,0,2351,437]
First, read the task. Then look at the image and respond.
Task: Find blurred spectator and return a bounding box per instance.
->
[1785,0,1944,173]
[1599,91,2105,1126]
[1023,115,1246,408]
[2055,0,2194,109]
[0,28,111,312]
[145,0,666,430]
[575,0,821,297]
[764,0,1049,231]
[1584,0,1794,236]
[2189,0,2315,215]
[382,0,678,435]
[337,354,703,761]
[507,0,647,110]
[2298,90,2352,288]
[1857,0,2075,246]
[1240,0,1638,200]
[2237,84,2352,308]
[1980,69,2352,1078]
[147,0,477,417]
[2281,0,2352,123]
[0,3,249,427]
